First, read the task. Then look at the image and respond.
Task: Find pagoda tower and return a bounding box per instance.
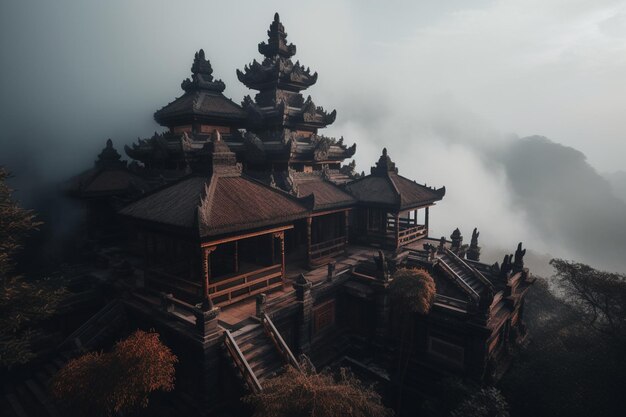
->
[233,13,355,172]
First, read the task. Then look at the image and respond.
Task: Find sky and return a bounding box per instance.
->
[1,0,625,272]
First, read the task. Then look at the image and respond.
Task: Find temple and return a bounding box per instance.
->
[2,13,534,417]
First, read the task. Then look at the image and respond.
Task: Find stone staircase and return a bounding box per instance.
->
[439,251,485,296]
[224,316,299,392]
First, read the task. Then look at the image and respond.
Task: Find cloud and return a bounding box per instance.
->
[1,0,625,272]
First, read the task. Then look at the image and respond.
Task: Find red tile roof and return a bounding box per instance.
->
[294,174,355,211]
[120,174,308,237]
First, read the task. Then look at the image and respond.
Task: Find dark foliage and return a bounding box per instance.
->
[0,167,67,367]
[499,263,626,417]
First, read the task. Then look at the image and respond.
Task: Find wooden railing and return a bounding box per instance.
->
[437,257,480,300]
[398,224,427,245]
[224,329,262,393]
[445,248,494,290]
[309,236,347,261]
[209,264,282,306]
[262,313,301,371]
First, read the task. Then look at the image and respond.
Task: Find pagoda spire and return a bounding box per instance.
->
[181,49,225,93]
[237,13,318,94]
[258,13,297,58]
[95,139,125,169]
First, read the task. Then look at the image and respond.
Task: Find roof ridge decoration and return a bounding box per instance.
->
[96,139,125,169]
[206,131,242,177]
[197,172,222,237]
[181,49,226,93]
[371,148,398,176]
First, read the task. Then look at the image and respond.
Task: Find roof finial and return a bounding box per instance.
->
[181,49,226,93]
[274,12,280,22]
[371,147,398,176]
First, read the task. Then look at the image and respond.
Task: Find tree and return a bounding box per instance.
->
[499,263,626,417]
[451,387,509,417]
[244,365,393,417]
[388,268,436,412]
[389,267,436,315]
[550,259,626,343]
[51,330,178,417]
[0,167,66,367]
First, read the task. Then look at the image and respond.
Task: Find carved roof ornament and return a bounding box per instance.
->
[371,148,398,176]
[258,13,297,58]
[513,242,526,272]
[438,236,447,253]
[450,228,463,253]
[467,227,481,261]
[205,130,241,176]
[96,139,125,168]
[500,254,513,279]
[181,49,226,93]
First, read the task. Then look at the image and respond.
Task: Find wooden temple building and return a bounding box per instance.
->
[1,13,535,417]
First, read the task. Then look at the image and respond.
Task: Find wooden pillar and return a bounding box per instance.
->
[273,231,285,282]
[395,212,400,249]
[202,246,216,310]
[425,207,430,234]
[414,209,418,226]
[233,241,239,273]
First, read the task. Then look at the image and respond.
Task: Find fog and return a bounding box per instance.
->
[1,0,625,272]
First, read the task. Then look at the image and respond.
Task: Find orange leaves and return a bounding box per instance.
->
[389,268,436,315]
[50,330,177,417]
[245,366,393,417]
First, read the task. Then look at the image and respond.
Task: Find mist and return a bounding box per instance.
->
[1,0,625,272]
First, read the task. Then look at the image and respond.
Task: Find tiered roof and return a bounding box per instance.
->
[345,148,446,210]
[121,133,309,237]
[154,49,247,129]
[66,139,148,199]
[237,14,337,134]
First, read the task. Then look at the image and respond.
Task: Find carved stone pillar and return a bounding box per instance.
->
[293,274,313,354]
[327,261,336,282]
[256,293,267,318]
[194,304,220,339]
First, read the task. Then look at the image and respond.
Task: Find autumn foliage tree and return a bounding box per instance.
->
[388,268,436,411]
[51,330,177,417]
[389,268,436,315]
[0,167,66,367]
[244,365,393,417]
